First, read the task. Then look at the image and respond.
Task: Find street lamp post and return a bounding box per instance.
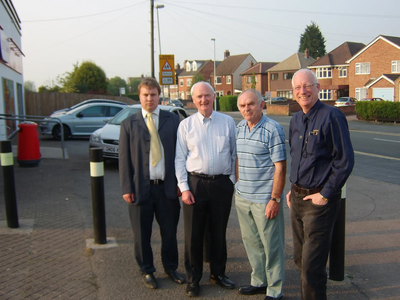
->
[150,0,155,78]
[156,4,165,102]
[211,38,216,111]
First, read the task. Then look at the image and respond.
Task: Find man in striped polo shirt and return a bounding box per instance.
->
[235,89,286,300]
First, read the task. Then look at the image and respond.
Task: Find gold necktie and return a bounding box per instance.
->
[146,113,161,166]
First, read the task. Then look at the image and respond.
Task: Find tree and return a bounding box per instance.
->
[37,85,61,93]
[108,76,128,96]
[24,80,36,92]
[251,72,257,90]
[57,62,79,93]
[299,21,327,59]
[189,73,205,91]
[127,77,142,93]
[73,61,108,94]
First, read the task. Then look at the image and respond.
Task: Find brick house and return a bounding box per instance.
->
[210,50,257,96]
[308,42,365,101]
[177,60,215,100]
[240,61,278,96]
[267,50,316,99]
[346,35,400,102]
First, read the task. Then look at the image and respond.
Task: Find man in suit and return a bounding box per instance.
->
[119,77,185,289]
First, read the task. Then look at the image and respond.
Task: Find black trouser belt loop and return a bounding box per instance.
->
[190,172,225,180]
[292,183,322,195]
[150,179,164,185]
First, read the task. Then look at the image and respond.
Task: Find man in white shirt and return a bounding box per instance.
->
[175,81,237,297]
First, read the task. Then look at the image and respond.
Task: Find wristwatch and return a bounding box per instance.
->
[270,197,281,203]
[320,194,329,202]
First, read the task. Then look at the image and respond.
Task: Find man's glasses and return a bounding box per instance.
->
[294,84,316,91]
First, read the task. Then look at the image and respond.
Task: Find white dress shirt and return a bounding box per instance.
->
[175,111,236,192]
[142,107,165,180]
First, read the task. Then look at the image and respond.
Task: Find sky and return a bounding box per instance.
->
[12,0,400,89]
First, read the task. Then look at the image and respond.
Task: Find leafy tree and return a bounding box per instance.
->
[251,72,257,89]
[57,62,79,93]
[299,21,327,59]
[189,73,205,91]
[127,77,142,93]
[73,61,108,94]
[24,80,36,92]
[108,76,128,96]
[37,85,61,93]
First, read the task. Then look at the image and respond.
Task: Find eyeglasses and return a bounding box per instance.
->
[294,84,316,91]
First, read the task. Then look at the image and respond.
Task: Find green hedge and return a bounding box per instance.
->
[355,101,400,121]
[126,93,139,101]
[219,95,238,112]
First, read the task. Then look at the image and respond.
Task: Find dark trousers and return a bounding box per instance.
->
[290,186,341,300]
[128,184,180,274]
[183,174,234,283]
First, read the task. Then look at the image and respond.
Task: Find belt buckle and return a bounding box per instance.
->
[154,179,159,185]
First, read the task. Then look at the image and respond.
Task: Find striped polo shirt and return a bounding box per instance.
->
[236,115,286,203]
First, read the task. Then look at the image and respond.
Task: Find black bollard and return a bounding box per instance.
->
[1,141,19,228]
[90,148,107,244]
[329,185,346,281]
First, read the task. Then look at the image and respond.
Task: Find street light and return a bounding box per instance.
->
[156,4,165,102]
[211,38,216,111]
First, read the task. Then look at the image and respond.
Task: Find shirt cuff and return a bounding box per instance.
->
[178,182,189,193]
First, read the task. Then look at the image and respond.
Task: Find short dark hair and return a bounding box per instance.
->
[138,77,161,95]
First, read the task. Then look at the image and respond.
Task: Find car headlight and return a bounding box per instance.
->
[90,133,101,143]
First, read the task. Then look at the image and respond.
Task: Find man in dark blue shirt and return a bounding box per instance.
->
[286,69,354,300]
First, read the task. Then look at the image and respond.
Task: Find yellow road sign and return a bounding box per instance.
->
[159,54,175,85]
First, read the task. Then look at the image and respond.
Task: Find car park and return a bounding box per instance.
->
[168,99,184,108]
[40,102,126,140]
[359,97,384,101]
[334,97,357,107]
[51,99,128,115]
[89,104,189,159]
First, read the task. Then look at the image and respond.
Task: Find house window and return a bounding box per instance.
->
[319,89,332,100]
[277,90,293,99]
[193,61,197,71]
[186,62,191,71]
[187,79,192,86]
[338,67,347,78]
[180,92,185,99]
[215,77,222,84]
[271,73,279,80]
[217,91,224,97]
[355,87,367,100]
[392,60,400,73]
[355,63,370,74]
[179,79,183,86]
[226,76,231,84]
[246,76,252,83]
[316,67,332,78]
[283,72,294,80]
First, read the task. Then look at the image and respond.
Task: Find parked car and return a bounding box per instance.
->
[265,97,288,103]
[359,97,384,101]
[40,102,126,140]
[168,99,184,108]
[89,104,189,160]
[51,99,128,115]
[334,97,357,107]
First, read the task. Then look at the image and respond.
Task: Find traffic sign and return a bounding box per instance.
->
[159,54,175,85]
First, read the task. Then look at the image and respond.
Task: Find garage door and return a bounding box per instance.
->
[373,88,394,101]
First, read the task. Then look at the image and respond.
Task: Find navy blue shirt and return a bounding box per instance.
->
[289,100,354,199]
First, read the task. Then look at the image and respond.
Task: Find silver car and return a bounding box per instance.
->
[89,104,189,159]
[334,97,357,107]
[40,102,126,140]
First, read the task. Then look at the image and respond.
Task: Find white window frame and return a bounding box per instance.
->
[179,79,183,86]
[338,67,347,78]
[217,91,224,97]
[283,72,294,80]
[319,89,332,100]
[186,61,191,71]
[355,63,370,75]
[316,67,332,78]
[355,87,367,100]
[226,76,231,84]
[271,73,278,80]
[391,60,400,73]
[192,61,197,71]
[180,91,185,99]
[215,76,222,84]
[187,78,192,86]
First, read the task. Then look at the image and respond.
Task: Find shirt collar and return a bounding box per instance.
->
[142,106,160,119]
[196,110,214,123]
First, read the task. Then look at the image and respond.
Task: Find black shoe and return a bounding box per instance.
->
[264,296,283,300]
[186,282,199,297]
[210,274,235,289]
[239,285,267,295]
[166,270,186,284]
[142,273,158,289]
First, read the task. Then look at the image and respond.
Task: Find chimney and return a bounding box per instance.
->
[176,63,181,70]
[224,50,230,59]
[249,60,254,68]
[304,48,309,59]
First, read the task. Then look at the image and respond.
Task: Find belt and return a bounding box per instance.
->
[292,183,322,195]
[190,172,226,180]
[150,179,164,185]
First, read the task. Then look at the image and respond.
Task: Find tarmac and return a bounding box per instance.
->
[0,114,400,300]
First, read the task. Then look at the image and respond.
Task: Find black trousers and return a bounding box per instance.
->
[183,174,234,283]
[128,184,180,274]
[290,186,341,300]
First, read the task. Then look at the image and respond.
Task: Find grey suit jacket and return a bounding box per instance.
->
[119,109,180,205]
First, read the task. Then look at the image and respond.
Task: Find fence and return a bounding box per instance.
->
[24,92,139,116]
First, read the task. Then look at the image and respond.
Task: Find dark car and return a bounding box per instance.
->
[51,99,128,115]
[168,99,184,108]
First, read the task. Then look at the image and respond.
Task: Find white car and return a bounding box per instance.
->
[334,97,357,107]
[89,104,189,159]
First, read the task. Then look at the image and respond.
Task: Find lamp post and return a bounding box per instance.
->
[211,38,216,111]
[156,4,165,102]
[150,0,155,78]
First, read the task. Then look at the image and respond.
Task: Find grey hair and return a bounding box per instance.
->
[292,68,318,87]
[237,89,264,107]
[190,81,215,95]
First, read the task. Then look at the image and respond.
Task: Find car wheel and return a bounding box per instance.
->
[52,124,71,141]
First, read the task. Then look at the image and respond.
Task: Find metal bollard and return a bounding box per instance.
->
[90,148,107,244]
[329,184,346,281]
[1,141,19,228]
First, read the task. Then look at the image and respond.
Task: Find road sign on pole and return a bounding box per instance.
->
[159,54,175,85]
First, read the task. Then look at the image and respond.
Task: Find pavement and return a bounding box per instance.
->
[0,115,400,300]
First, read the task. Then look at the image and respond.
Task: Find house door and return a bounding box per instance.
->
[373,88,394,101]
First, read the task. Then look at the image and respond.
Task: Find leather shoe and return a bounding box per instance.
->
[239,285,267,295]
[166,270,186,284]
[210,274,235,289]
[264,296,283,300]
[186,282,199,297]
[142,273,158,289]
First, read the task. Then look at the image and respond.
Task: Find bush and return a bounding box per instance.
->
[219,95,238,112]
[126,93,139,101]
[356,101,400,121]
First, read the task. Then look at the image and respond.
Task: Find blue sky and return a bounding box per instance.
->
[13,0,400,89]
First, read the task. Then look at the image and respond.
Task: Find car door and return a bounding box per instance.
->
[72,105,118,135]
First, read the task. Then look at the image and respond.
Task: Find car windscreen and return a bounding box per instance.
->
[109,107,141,125]
[336,98,347,102]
